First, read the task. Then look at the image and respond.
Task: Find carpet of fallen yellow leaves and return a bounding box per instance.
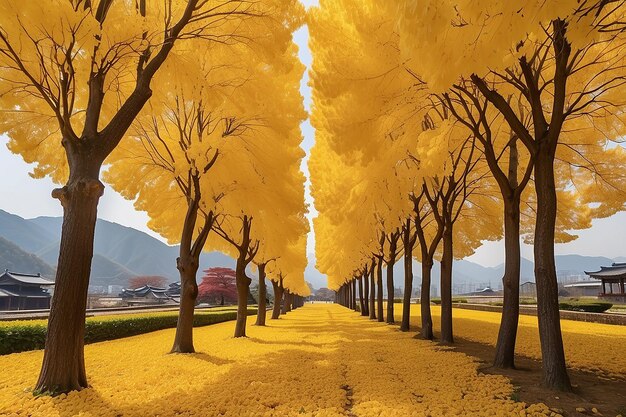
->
[0,304,558,417]
[403,305,626,380]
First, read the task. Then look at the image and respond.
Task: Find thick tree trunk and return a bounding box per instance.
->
[255,264,267,326]
[362,271,370,316]
[358,276,364,313]
[271,280,283,319]
[534,148,571,390]
[376,258,384,322]
[170,181,211,352]
[351,280,357,310]
[234,256,251,338]
[420,258,434,340]
[400,226,413,331]
[386,242,397,324]
[369,261,376,320]
[494,197,521,368]
[440,225,454,344]
[171,259,199,353]
[35,173,104,395]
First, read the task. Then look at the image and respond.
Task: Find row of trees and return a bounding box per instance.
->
[309,0,626,392]
[0,0,309,394]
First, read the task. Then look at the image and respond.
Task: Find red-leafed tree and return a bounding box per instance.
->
[128,276,168,289]
[198,267,238,305]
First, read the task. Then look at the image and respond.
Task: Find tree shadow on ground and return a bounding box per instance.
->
[187,352,236,366]
[43,306,523,417]
[395,311,626,417]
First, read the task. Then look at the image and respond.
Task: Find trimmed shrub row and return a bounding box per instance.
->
[0,308,256,355]
[432,298,468,305]
[558,301,613,313]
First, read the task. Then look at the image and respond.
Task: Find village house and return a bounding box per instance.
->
[119,285,176,306]
[585,262,626,302]
[0,270,54,310]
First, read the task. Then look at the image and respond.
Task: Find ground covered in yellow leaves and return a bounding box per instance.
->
[0,304,559,417]
[402,305,626,380]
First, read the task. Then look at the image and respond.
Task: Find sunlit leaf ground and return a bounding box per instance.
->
[0,304,576,417]
[406,304,626,379]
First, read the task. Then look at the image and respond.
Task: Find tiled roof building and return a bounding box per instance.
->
[0,270,54,310]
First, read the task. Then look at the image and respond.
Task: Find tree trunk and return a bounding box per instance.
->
[376,257,384,322]
[255,264,267,326]
[401,230,413,332]
[362,271,370,316]
[234,255,251,338]
[282,290,290,314]
[171,259,199,353]
[386,240,397,324]
[170,182,211,352]
[493,197,521,368]
[420,258,434,340]
[351,279,357,310]
[286,291,293,312]
[369,261,376,320]
[358,276,364,313]
[534,147,571,390]
[35,172,104,395]
[271,280,283,319]
[440,224,454,344]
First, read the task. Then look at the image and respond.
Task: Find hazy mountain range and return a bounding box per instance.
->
[305,253,622,292]
[0,209,234,287]
[0,209,621,291]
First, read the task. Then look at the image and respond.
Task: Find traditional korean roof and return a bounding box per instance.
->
[585,263,626,278]
[564,281,602,288]
[120,285,170,299]
[166,282,181,296]
[0,270,55,286]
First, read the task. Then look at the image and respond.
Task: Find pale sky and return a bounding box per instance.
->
[1,0,625,269]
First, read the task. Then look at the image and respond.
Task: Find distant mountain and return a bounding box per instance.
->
[555,254,615,274]
[0,210,236,289]
[0,236,55,277]
[30,216,234,280]
[0,210,57,253]
[1,209,622,292]
[485,257,536,284]
[387,254,618,294]
[35,241,135,286]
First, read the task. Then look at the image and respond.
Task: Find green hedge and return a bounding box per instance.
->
[558,301,613,313]
[0,308,256,355]
[431,298,468,305]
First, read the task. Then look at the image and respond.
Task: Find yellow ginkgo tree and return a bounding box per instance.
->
[0,0,259,394]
